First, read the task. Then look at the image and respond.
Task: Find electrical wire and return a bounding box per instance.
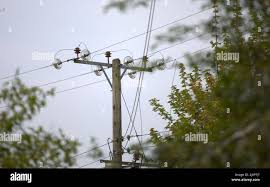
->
[0,64,53,81]
[123,0,157,163]
[0,79,106,110]
[91,7,212,54]
[147,33,207,58]
[55,80,107,94]
[38,70,103,88]
[121,92,142,151]
[0,49,73,82]
[124,0,156,150]
[169,59,178,115]
[138,100,143,143]
[0,32,204,97]
[171,59,178,86]
[155,46,212,68]
[71,130,169,163]
[78,155,110,168]
[71,142,109,159]
[129,130,170,138]
[122,36,211,137]
[0,8,212,82]
[33,35,208,90]
[0,46,212,110]
[123,45,211,149]
[0,34,206,94]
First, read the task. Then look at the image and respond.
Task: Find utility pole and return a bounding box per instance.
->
[112,59,122,168]
[71,52,152,168]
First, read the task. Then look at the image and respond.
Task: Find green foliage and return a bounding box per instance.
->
[0,78,53,132]
[148,1,270,167]
[87,137,104,159]
[150,64,223,142]
[0,77,80,168]
[106,0,270,167]
[104,0,150,13]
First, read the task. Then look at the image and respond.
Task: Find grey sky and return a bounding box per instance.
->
[0,0,211,167]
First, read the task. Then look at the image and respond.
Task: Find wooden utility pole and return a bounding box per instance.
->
[112,59,122,168]
[73,56,152,168]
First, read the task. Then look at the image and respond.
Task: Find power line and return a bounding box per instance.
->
[143,0,156,56]
[0,64,53,82]
[107,138,113,160]
[124,0,157,161]
[123,7,211,152]
[129,130,170,138]
[38,69,106,88]
[71,142,110,159]
[125,0,157,139]
[125,41,209,147]
[160,45,211,67]
[0,46,211,110]
[171,59,178,86]
[70,136,131,160]
[123,36,210,137]
[0,79,106,109]
[0,45,211,166]
[138,100,143,143]
[91,7,212,54]
[0,34,208,94]
[0,38,207,111]
[147,33,207,58]
[123,45,211,148]
[0,58,74,82]
[42,34,207,90]
[125,0,158,152]
[0,8,212,82]
[72,130,169,162]
[121,92,142,152]
[170,59,178,115]
[78,155,110,168]
[55,80,106,94]
[71,129,156,161]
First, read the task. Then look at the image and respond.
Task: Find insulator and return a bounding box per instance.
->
[128,71,136,79]
[123,56,134,66]
[52,59,62,70]
[79,49,91,59]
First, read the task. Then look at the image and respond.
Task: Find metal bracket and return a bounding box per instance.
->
[121,68,128,79]
[100,66,112,88]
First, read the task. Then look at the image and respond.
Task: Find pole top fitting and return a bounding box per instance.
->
[74,47,81,57]
[112,58,121,63]
[105,51,112,64]
[105,51,112,58]
[74,47,81,53]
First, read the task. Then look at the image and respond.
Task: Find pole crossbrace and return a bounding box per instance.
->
[100,160,162,168]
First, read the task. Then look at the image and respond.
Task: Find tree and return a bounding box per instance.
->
[105,0,270,167]
[0,77,80,168]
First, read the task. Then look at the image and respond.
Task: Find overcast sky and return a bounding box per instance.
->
[0,0,211,168]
